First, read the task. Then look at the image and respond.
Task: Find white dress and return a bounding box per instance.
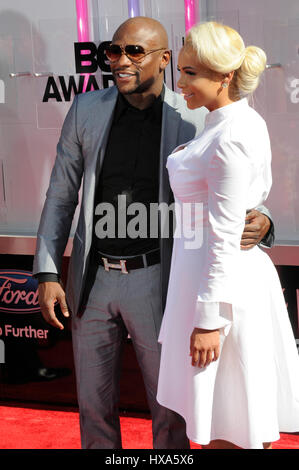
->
[157,98,299,449]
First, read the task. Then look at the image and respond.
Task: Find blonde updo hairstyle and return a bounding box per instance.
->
[184,21,267,100]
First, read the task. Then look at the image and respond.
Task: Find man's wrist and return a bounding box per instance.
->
[35,273,60,284]
[260,218,274,248]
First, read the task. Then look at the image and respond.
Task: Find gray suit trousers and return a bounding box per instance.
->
[71,260,189,449]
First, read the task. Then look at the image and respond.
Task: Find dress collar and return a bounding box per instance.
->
[204,97,249,127]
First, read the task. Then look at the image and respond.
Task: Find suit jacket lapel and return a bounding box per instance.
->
[83,85,181,259]
[159,86,181,204]
[90,87,118,182]
[82,86,118,258]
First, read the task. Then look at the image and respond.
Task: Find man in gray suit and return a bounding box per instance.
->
[33,17,273,449]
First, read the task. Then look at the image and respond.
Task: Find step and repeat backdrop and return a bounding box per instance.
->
[0,0,298,408]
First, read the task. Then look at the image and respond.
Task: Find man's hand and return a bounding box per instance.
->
[241,209,270,250]
[190,328,220,368]
[38,282,70,330]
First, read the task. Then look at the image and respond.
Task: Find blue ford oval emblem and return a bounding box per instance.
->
[0,270,40,314]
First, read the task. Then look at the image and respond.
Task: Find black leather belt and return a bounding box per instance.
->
[95,249,160,273]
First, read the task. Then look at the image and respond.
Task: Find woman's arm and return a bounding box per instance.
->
[190,139,252,367]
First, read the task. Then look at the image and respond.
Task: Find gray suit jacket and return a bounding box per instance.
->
[33,85,207,314]
[33,85,274,315]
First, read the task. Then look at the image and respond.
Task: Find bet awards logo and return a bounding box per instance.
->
[0,270,40,314]
[42,41,114,102]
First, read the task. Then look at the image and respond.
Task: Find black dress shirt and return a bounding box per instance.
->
[93,91,163,256]
[36,90,163,283]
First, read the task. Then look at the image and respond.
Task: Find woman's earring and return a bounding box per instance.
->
[222,82,229,88]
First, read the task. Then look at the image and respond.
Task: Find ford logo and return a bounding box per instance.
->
[0,270,40,314]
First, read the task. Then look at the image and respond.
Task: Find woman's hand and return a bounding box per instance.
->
[190,328,220,367]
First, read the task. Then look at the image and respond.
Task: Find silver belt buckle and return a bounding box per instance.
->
[102,257,129,274]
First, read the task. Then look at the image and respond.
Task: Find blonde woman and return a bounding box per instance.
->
[157,22,299,449]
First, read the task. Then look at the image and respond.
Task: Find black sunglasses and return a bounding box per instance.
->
[105,44,167,63]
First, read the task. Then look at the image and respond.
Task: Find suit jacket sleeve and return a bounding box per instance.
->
[32,95,83,276]
[255,204,275,248]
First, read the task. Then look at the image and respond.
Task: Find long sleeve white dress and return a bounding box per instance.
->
[157,98,299,449]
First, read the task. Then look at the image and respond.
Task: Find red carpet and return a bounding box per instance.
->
[0,403,298,449]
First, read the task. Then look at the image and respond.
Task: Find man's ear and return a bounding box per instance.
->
[160,49,171,72]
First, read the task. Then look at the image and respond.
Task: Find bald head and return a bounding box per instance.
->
[113,16,169,49]
[109,16,171,108]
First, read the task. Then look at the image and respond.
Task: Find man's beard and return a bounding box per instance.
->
[122,74,156,95]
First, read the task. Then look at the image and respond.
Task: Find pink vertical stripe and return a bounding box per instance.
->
[75,0,91,92]
[76,0,89,42]
[184,0,197,32]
